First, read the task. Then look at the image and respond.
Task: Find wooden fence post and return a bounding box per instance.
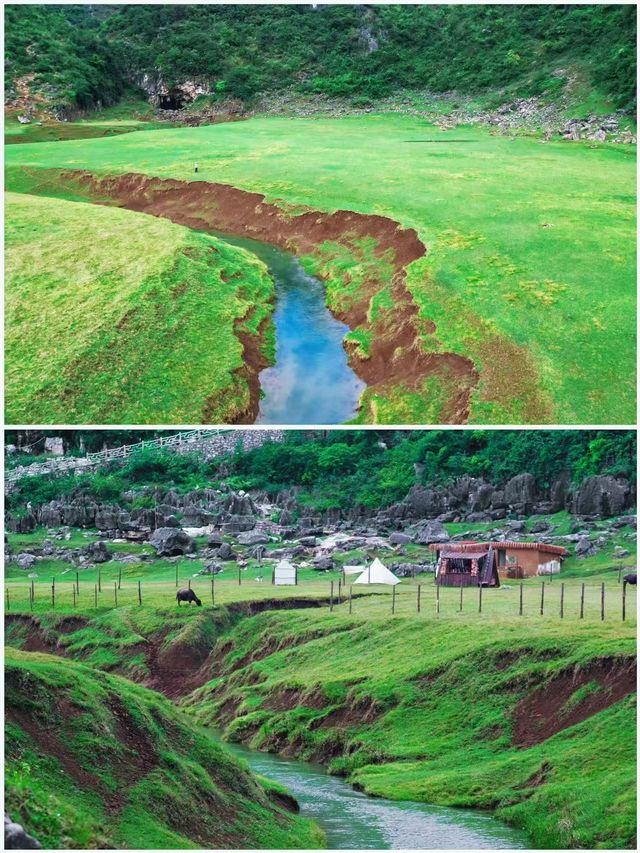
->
[338,579,342,604]
[330,581,334,612]
[459,586,463,612]
[349,585,353,614]
[98,568,102,593]
[519,583,523,616]
[5,589,9,612]
[540,581,545,616]
[295,566,298,586]
[138,580,142,606]
[118,567,122,591]
[76,571,80,595]
[436,583,440,615]
[211,575,215,605]
[188,578,191,590]
[580,583,585,619]
[622,582,626,622]
[560,583,565,619]
[238,565,242,586]
[478,584,483,614]
[392,585,396,615]
[52,578,55,609]
[417,584,421,614]
[601,583,605,621]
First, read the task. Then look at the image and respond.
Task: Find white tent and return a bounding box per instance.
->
[353,557,400,585]
[274,559,297,586]
[343,565,366,576]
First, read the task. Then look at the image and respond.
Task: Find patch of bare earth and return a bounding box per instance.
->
[512,656,636,748]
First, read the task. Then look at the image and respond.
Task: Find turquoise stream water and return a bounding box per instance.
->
[225,738,529,850]
[213,232,365,424]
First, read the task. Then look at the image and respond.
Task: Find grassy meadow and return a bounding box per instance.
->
[5,192,274,423]
[5,115,636,424]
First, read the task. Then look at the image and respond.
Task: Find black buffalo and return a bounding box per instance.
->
[176,588,202,606]
[623,573,637,586]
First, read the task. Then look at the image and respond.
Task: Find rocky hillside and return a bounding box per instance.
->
[5,5,636,119]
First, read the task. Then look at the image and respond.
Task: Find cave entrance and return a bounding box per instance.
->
[158,90,186,110]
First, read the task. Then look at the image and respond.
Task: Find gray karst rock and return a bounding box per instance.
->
[504,473,537,509]
[507,520,527,533]
[575,535,596,557]
[7,510,37,534]
[95,505,122,529]
[207,532,224,547]
[237,531,269,546]
[312,556,334,571]
[403,485,443,518]
[413,520,450,544]
[5,814,41,849]
[298,536,317,548]
[389,531,413,545]
[531,520,552,533]
[549,471,571,511]
[217,542,236,560]
[222,516,256,534]
[392,562,433,577]
[466,512,493,523]
[85,540,110,563]
[278,509,294,526]
[572,475,631,518]
[15,553,36,569]
[149,527,196,557]
[469,483,495,512]
[39,504,62,527]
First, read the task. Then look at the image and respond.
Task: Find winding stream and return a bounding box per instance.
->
[225,739,528,849]
[213,232,365,424]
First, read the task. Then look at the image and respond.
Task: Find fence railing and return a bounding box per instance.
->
[5,577,636,623]
[5,429,223,485]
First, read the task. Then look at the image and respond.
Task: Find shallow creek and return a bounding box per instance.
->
[212,232,365,424]
[223,737,529,849]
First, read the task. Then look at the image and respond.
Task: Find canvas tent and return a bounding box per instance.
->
[273,559,297,586]
[353,558,400,585]
[343,565,366,576]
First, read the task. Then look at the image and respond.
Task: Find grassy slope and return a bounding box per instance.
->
[5,647,322,850]
[5,115,636,423]
[5,191,274,423]
[4,601,636,850]
[182,611,635,850]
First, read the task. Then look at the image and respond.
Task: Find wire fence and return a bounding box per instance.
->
[4,576,637,623]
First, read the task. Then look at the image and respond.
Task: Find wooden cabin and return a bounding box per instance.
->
[434,546,500,587]
[429,541,569,580]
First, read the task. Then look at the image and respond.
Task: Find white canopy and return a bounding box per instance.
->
[353,557,400,586]
[343,564,366,576]
[274,559,297,585]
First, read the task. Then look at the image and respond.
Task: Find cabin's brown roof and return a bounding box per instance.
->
[429,540,569,556]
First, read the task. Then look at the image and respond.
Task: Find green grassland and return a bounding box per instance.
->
[5,584,636,849]
[5,646,322,849]
[5,115,636,423]
[5,191,274,423]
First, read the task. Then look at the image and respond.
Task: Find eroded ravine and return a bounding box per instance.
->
[33,169,481,423]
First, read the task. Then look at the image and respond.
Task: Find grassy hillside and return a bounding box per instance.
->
[5,116,636,423]
[5,191,274,424]
[5,5,636,111]
[5,598,636,850]
[5,646,322,849]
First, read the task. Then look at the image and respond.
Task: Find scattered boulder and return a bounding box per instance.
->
[217,542,236,560]
[85,540,110,563]
[575,535,597,558]
[5,814,41,849]
[14,553,36,570]
[413,520,450,544]
[149,527,196,557]
[389,532,413,545]
[298,536,317,548]
[237,531,269,546]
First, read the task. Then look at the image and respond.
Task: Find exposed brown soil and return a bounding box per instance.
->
[512,656,636,748]
[315,694,383,730]
[54,169,480,423]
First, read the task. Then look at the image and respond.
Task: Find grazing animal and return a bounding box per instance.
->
[176,588,202,607]
[623,573,637,586]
